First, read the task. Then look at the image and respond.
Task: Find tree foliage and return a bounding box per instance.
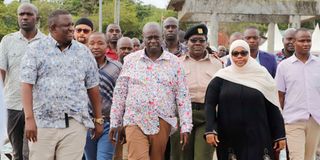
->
[0,0,177,40]
[0,1,19,39]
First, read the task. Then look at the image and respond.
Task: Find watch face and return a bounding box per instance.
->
[95,118,104,125]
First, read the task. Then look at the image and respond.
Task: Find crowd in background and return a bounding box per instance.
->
[0,2,319,160]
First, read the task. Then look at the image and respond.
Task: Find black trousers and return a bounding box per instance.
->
[7,109,29,160]
[165,137,171,160]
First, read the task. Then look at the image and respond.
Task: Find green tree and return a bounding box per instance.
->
[33,0,60,34]
[0,0,178,40]
[0,1,19,40]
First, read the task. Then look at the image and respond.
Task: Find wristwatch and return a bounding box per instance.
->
[93,117,104,125]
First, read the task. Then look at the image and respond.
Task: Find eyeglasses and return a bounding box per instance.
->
[231,50,248,57]
[75,28,91,34]
[189,39,206,43]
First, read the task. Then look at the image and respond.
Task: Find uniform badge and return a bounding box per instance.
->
[198,28,203,34]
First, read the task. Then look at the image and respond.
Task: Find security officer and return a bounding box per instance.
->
[171,24,223,160]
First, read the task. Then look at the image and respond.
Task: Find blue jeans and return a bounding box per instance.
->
[84,122,114,160]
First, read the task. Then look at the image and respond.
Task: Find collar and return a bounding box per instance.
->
[48,34,73,50]
[183,50,210,61]
[255,50,260,59]
[141,48,171,61]
[163,41,186,55]
[98,57,108,69]
[290,53,318,63]
[17,29,44,41]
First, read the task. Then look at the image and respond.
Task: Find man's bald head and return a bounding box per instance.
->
[106,24,122,43]
[131,37,141,51]
[163,17,179,28]
[117,37,133,51]
[163,17,179,41]
[283,28,296,40]
[89,32,108,42]
[282,28,296,54]
[143,22,162,54]
[106,24,121,33]
[117,37,133,63]
[143,22,162,35]
[17,3,39,16]
[17,3,39,32]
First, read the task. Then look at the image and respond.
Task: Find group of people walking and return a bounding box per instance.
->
[0,2,320,160]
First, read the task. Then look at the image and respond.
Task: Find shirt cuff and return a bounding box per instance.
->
[180,124,193,133]
[274,137,286,142]
[21,79,36,85]
[204,130,218,136]
[110,121,122,128]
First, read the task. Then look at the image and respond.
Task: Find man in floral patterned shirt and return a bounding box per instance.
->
[109,22,193,160]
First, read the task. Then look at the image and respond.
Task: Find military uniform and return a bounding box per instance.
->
[171,24,223,160]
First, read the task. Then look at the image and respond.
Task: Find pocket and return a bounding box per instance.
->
[8,52,23,68]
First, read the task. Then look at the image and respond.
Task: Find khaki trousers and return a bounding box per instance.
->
[317,140,320,156]
[28,119,87,160]
[125,118,171,160]
[286,116,320,160]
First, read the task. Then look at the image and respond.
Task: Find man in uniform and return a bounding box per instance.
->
[171,24,223,160]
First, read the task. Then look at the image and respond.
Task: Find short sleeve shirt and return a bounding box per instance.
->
[20,35,99,128]
[0,30,45,110]
[275,54,320,124]
[179,52,223,103]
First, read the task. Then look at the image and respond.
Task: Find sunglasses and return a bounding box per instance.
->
[189,39,206,43]
[231,50,248,57]
[75,28,91,34]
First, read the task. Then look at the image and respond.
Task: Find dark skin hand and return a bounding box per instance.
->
[25,117,37,142]
[87,87,104,140]
[109,127,126,145]
[90,123,104,140]
[180,132,189,151]
[109,127,188,151]
[206,134,219,147]
[206,133,286,151]
[273,139,286,152]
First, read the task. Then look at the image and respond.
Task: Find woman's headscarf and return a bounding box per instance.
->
[214,40,280,108]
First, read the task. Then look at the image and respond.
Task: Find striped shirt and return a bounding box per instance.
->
[96,58,122,118]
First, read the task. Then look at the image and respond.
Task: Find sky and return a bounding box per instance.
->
[4,0,170,9]
[138,0,169,9]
